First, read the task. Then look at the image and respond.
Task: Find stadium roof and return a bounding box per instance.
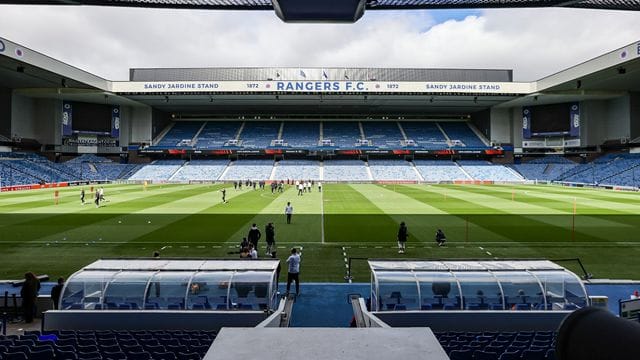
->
[8,0,640,11]
[1,35,639,115]
[6,0,640,22]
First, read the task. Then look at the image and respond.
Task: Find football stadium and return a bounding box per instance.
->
[2,1,640,358]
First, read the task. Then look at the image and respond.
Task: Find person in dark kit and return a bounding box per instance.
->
[234,181,238,190]
[286,248,301,296]
[265,222,276,256]
[94,190,100,208]
[238,181,242,189]
[278,181,284,193]
[21,272,40,323]
[397,222,408,254]
[221,188,227,203]
[253,181,257,190]
[285,202,293,224]
[80,189,85,205]
[271,182,276,194]
[247,223,261,250]
[50,277,65,310]
[435,229,447,247]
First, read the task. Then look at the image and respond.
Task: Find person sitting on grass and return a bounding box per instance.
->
[435,229,447,247]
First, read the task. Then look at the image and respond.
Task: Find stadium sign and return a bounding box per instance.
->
[0,40,4,53]
[139,148,503,156]
[112,81,533,95]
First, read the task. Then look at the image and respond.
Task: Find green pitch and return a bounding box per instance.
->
[1,183,639,282]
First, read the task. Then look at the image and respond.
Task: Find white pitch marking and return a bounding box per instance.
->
[486,251,492,256]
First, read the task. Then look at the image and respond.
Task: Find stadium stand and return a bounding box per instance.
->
[439,122,487,148]
[323,160,371,181]
[272,160,320,181]
[219,160,274,181]
[128,160,186,181]
[434,330,557,360]
[0,330,216,360]
[414,160,469,182]
[239,121,281,148]
[509,156,578,182]
[361,122,404,149]
[458,160,523,181]
[155,122,203,148]
[169,160,229,181]
[400,122,448,149]
[193,121,241,149]
[280,121,320,148]
[322,122,361,148]
[558,153,640,186]
[368,160,420,181]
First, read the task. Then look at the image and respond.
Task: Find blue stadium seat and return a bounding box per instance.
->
[127,351,152,360]
[3,353,28,360]
[152,352,178,360]
[102,352,126,360]
[474,350,499,360]
[449,349,473,360]
[499,352,522,360]
[29,349,54,360]
[522,349,547,360]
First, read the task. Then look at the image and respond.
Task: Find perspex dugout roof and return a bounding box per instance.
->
[369,260,588,312]
[60,259,280,312]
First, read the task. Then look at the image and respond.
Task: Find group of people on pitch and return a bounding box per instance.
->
[80,187,106,207]
[237,222,302,296]
[397,222,447,254]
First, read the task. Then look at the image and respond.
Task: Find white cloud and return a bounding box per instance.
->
[0,5,639,80]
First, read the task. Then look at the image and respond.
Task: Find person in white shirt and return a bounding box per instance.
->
[286,248,301,295]
[285,202,293,224]
[298,183,304,196]
[248,244,258,259]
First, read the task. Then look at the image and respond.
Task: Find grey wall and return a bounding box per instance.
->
[127,106,152,145]
[489,107,512,144]
[374,310,572,332]
[0,87,11,138]
[11,94,61,144]
[581,96,631,146]
[629,92,640,141]
[44,310,269,332]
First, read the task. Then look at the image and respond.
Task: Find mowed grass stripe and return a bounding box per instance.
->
[477,184,640,214]
[0,184,196,229]
[459,185,640,239]
[323,184,400,244]
[0,184,158,210]
[32,184,231,245]
[512,184,640,208]
[0,182,144,200]
[126,186,286,247]
[223,186,323,246]
[399,184,608,243]
[0,185,220,242]
[435,185,567,214]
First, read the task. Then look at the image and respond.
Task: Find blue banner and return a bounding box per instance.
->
[62,101,72,136]
[522,107,531,139]
[569,102,580,137]
[111,106,120,138]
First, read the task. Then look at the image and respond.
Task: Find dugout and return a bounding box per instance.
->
[370,260,588,312]
[45,259,283,331]
[58,259,280,311]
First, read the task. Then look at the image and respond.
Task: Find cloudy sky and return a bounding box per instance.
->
[1,5,640,81]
